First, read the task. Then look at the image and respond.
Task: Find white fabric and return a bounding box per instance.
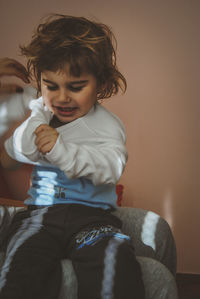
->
[0,86,37,138]
[5,90,128,185]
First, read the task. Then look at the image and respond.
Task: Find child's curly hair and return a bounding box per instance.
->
[20,14,127,100]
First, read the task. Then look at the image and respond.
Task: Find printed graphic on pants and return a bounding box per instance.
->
[75,225,130,249]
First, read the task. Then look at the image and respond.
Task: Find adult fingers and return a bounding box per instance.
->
[0,58,30,83]
[0,83,24,96]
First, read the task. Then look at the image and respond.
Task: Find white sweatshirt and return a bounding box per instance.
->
[0,86,37,138]
[4,90,128,208]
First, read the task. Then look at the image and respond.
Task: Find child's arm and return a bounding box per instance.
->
[4,98,52,164]
[46,138,127,185]
[34,124,127,186]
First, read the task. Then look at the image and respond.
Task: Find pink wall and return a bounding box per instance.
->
[1,0,200,273]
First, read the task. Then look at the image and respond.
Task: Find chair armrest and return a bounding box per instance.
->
[0,197,25,207]
[0,197,26,248]
[113,207,177,276]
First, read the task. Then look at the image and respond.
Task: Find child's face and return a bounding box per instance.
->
[41,64,98,124]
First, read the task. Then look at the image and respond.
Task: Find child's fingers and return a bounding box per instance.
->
[35,131,58,154]
[40,144,54,154]
[36,138,50,153]
[36,139,56,154]
[35,135,49,147]
[35,124,51,135]
[35,134,57,147]
[35,129,58,145]
[34,125,58,153]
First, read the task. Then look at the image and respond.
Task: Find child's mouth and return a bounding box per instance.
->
[54,106,78,116]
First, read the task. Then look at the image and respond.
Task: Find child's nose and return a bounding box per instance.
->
[58,89,71,103]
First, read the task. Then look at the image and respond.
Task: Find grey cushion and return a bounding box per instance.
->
[113,207,177,276]
[0,206,178,299]
[59,257,178,299]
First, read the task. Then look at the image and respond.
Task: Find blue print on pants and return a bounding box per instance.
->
[75,225,130,249]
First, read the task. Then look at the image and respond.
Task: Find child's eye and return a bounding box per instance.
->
[68,85,84,92]
[47,85,58,91]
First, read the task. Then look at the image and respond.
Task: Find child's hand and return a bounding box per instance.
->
[34,124,59,154]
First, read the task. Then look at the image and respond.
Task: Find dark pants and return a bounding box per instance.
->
[0,204,145,299]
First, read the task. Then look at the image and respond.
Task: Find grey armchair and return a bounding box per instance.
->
[58,207,178,299]
[0,206,178,299]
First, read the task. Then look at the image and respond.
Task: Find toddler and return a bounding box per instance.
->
[0,14,144,299]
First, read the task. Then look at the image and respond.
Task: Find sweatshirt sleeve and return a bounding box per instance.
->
[0,86,37,138]
[45,130,128,186]
[4,98,52,163]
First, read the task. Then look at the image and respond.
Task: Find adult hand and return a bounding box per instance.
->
[0,57,30,95]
